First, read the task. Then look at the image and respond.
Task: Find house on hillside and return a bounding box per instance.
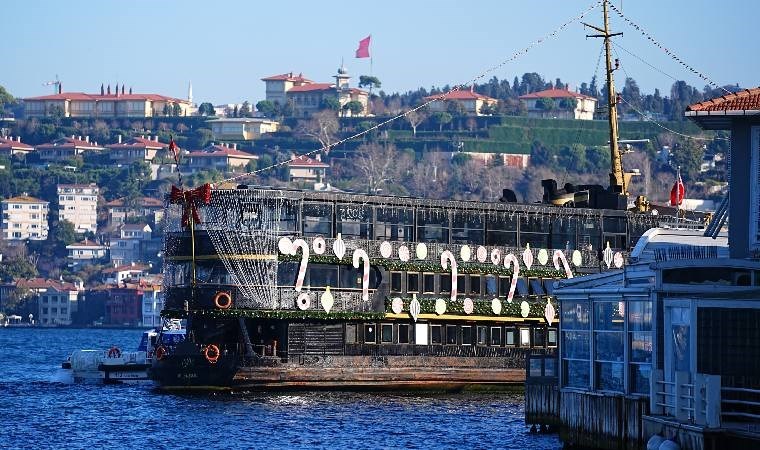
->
[36,136,105,161]
[288,154,329,183]
[423,87,498,116]
[66,239,107,268]
[207,118,279,141]
[105,196,164,227]
[183,143,258,174]
[1,195,49,240]
[519,87,596,120]
[15,278,82,326]
[0,136,34,157]
[106,135,167,164]
[109,223,153,266]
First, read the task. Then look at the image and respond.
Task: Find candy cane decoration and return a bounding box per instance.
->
[440,250,457,303]
[353,249,370,301]
[504,253,520,303]
[553,250,573,279]
[292,238,309,292]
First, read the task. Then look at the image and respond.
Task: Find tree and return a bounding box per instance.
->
[162,104,171,116]
[0,257,37,282]
[342,100,364,117]
[198,102,216,116]
[558,98,577,110]
[405,109,427,137]
[296,110,339,153]
[536,97,555,111]
[431,111,452,131]
[358,75,382,91]
[256,100,277,118]
[670,138,705,182]
[0,84,16,114]
[239,101,252,117]
[352,143,410,194]
[319,97,341,112]
[172,103,181,116]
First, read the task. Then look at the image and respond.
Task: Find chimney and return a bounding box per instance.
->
[118,134,122,144]
[85,136,90,143]
[233,143,237,150]
[154,135,158,142]
[17,136,21,142]
[71,134,75,139]
[316,153,321,161]
[58,83,62,94]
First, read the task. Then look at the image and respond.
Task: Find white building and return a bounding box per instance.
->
[18,278,81,326]
[142,284,164,328]
[519,88,597,120]
[207,118,279,141]
[58,183,99,234]
[109,223,152,266]
[288,154,329,183]
[66,239,107,267]
[1,195,49,240]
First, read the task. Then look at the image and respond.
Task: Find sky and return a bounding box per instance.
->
[3,0,758,106]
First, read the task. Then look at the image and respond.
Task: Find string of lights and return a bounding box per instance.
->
[216,0,604,184]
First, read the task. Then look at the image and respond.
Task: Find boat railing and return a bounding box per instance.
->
[649,369,721,427]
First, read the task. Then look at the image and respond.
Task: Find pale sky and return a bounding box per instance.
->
[4,0,757,105]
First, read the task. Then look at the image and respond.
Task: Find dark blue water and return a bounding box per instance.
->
[0,328,561,449]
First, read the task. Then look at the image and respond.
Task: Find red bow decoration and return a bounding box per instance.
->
[170,183,212,227]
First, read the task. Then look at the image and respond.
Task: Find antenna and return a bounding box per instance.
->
[42,74,61,94]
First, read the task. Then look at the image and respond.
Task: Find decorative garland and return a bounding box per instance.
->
[385,296,546,318]
[161,308,386,321]
[278,253,566,278]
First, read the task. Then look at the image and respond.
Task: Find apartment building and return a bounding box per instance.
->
[1,195,49,240]
[58,183,99,234]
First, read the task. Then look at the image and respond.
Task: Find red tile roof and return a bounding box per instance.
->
[288,155,329,168]
[58,183,98,189]
[424,89,497,102]
[104,196,163,208]
[36,137,104,150]
[102,263,149,274]
[2,195,47,204]
[188,145,258,159]
[24,92,187,103]
[67,239,105,248]
[0,137,34,150]
[106,136,167,150]
[518,88,596,100]
[687,88,760,112]
[16,278,78,291]
[288,83,335,93]
[261,72,313,83]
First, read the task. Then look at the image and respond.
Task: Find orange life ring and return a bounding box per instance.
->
[155,345,167,361]
[213,291,232,309]
[107,346,121,358]
[204,344,220,364]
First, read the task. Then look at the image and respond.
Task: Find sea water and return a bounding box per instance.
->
[0,328,561,449]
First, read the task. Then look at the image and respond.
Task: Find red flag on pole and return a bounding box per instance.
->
[355,35,371,58]
[670,169,685,206]
[169,137,179,164]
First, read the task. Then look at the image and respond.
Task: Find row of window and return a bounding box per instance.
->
[345,322,558,348]
[40,307,68,315]
[390,272,555,296]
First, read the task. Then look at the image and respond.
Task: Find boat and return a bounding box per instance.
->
[150,3,705,391]
[62,321,185,384]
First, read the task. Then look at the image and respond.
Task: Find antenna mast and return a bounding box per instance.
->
[584,0,626,195]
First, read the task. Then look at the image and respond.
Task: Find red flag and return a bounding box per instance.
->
[355,35,371,58]
[169,137,179,163]
[670,170,685,206]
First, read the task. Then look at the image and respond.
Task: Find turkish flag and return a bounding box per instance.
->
[355,35,371,58]
[670,172,685,206]
[169,137,179,163]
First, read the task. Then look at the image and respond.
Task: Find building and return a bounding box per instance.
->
[23,85,192,118]
[104,196,164,227]
[102,263,149,284]
[106,135,166,164]
[1,195,49,240]
[0,135,34,157]
[519,88,597,120]
[184,143,258,174]
[287,154,329,183]
[17,278,81,326]
[36,136,105,161]
[206,118,279,141]
[57,183,99,234]
[140,279,163,328]
[109,223,152,266]
[262,65,369,117]
[66,239,107,268]
[106,284,144,326]
[423,87,499,116]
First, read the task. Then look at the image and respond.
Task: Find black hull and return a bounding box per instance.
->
[149,342,238,389]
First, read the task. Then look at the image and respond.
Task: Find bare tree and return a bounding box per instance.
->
[409,152,451,199]
[352,143,411,194]
[296,110,339,153]
[405,109,427,137]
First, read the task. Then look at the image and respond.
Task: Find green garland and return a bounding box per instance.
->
[279,253,566,278]
[385,296,547,318]
[161,308,385,321]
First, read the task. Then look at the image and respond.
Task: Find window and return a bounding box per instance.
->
[469,275,481,295]
[562,300,590,389]
[505,328,516,346]
[345,324,357,344]
[423,273,435,293]
[533,328,546,347]
[451,212,484,244]
[519,328,531,347]
[364,324,376,344]
[490,327,502,346]
[477,326,488,345]
[390,272,402,293]
[430,325,442,344]
[628,301,653,394]
[337,205,373,239]
[375,208,414,241]
[302,203,333,236]
[486,214,517,246]
[440,274,451,294]
[548,329,558,347]
[551,217,578,250]
[519,215,549,248]
[416,209,449,243]
[381,324,393,343]
[529,278,545,296]
[461,326,473,345]
[398,324,410,344]
[446,325,458,345]
[457,275,466,295]
[594,302,625,392]
[499,277,511,297]
[407,273,419,293]
[307,264,339,289]
[485,276,497,296]
[516,278,529,297]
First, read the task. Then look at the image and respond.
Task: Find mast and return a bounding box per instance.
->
[584,0,625,194]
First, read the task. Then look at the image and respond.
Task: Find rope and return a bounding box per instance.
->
[607,2,731,95]
[218,0,604,184]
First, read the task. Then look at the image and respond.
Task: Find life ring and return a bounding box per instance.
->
[155,345,166,361]
[107,346,121,359]
[204,344,220,364]
[213,291,232,309]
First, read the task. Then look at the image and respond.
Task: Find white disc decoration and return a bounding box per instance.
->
[460,245,471,262]
[297,292,311,311]
[520,300,530,318]
[320,286,334,313]
[379,241,392,259]
[572,250,582,267]
[477,246,487,263]
[435,298,447,316]
[553,250,574,279]
[490,248,502,266]
[333,233,346,260]
[398,245,410,262]
[537,248,548,266]
[463,298,474,315]
[544,299,556,325]
[603,242,613,269]
[312,237,326,255]
[522,243,534,270]
[613,251,624,269]
[491,298,502,315]
[409,294,420,322]
[278,236,294,255]
[416,243,428,260]
[391,297,404,315]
